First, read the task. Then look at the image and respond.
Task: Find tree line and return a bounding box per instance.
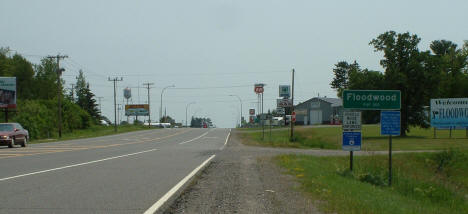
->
[330,31,468,136]
[0,48,101,139]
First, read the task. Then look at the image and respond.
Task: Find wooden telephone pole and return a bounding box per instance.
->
[108,77,123,132]
[47,54,68,138]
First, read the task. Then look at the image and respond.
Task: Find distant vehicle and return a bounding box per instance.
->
[0,123,29,148]
[100,120,109,126]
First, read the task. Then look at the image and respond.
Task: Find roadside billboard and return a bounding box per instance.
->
[0,77,16,109]
[125,104,149,116]
[430,98,468,127]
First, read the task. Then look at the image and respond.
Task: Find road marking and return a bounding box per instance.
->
[179,130,211,145]
[143,154,216,214]
[0,129,192,160]
[219,129,231,150]
[0,149,158,182]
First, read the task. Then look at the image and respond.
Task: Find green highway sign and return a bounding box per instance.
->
[343,90,401,110]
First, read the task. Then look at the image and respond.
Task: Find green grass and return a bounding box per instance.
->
[30,125,154,144]
[240,125,468,151]
[275,150,468,213]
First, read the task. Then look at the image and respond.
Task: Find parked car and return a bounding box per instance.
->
[0,123,29,148]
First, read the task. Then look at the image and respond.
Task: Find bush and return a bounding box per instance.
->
[12,99,93,139]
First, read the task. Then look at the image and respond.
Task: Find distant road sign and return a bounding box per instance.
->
[430,98,468,128]
[343,111,361,131]
[342,132,361,151]
[277,99,292,107]
[381,111,401,136]
[249,108,255,115]
[279,85,290,98]
[343,90,401,110]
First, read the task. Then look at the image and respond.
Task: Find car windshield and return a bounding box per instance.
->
[0,124,14,131]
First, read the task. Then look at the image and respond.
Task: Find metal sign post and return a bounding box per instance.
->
[343,111,362,171]
[381,111,401,186]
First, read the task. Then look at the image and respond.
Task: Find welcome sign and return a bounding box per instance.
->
[430,98,468,127]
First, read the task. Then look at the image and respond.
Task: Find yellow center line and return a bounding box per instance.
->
[0,129,193,159]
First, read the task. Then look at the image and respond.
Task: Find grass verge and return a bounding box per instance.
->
[30,125,154,144]
[275,150,468,213]
[239,125,468,151]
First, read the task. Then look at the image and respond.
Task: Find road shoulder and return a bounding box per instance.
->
[163,131,321,213]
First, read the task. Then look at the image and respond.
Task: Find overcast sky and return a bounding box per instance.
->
[1,0,467,127]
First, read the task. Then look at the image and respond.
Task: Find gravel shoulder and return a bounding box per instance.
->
[163,131,321,214]
[163,130,436,213]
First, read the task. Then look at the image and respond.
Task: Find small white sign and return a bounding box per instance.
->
[343,111,361,131]
[277,99,292,107]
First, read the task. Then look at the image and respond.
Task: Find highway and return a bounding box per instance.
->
[0,128,230,214]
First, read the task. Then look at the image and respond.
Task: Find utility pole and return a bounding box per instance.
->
[47,54,68,138]
[290,68,295,141]
[143,82,154,128]
[108,77,123,132]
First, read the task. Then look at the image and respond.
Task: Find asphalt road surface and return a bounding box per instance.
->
[0,128,230,214]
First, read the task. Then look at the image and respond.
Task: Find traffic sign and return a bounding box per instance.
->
[249,108,255,115]
[343,111,361,131]
[342,132,361,151]
[277,99,292,107]
[381,111,401,136]
[279,85,290,98]
[343,90,401,110]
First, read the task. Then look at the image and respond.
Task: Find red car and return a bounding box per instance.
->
[0,123,29,148]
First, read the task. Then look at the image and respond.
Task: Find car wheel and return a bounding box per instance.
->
[21,137,27,147]
[8,139,14,148]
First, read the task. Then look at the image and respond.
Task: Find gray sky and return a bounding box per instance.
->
[1,0,467,127]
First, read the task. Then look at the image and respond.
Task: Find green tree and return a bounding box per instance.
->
[330,61,360,98]
[430,40,468,98]
[75,70,100,123]
[370,31,435,135]
[33,58,59,100]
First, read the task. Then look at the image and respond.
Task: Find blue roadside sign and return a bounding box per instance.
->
[381,111,401,136]
[342,132,361,151]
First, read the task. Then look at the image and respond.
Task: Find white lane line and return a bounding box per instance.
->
[219,129,231,150]
[143,154,216,214]
[178,130,211,145]
[0,149,158,182]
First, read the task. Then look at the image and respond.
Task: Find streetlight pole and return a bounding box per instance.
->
[186,102,195,128]
[160,85,175,123]
[229,95,243,128]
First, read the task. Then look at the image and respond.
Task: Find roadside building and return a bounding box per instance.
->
[294,97,343,125]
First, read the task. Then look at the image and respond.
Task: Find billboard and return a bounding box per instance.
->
[0,77,16,109]
[125,104,149,116]
[430,98,468,127]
